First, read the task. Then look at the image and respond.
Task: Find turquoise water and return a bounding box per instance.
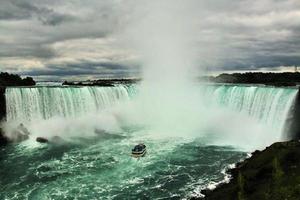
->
[0,135,246,199]
[1,84,298,199]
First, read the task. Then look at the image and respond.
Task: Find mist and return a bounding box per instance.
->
[115,0,202,134]
[2,0,295,151]
[111,0,282,150]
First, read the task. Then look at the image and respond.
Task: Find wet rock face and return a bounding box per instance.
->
[0,128,8,145]
[0,87,5,122]
[287,90,300,140]
[0,87,7,145]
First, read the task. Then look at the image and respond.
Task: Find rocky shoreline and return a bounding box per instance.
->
[194,140,300,200]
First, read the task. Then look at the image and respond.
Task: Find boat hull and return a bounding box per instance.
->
[132,149,146,157]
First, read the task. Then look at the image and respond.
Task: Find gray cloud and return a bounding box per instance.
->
[0,0,299,79]
[19,60,140,79]
[0,44,56,59]
[0,0,75,25]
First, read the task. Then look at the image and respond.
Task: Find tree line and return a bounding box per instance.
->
[0,72,35,86]
[206,72,300,86]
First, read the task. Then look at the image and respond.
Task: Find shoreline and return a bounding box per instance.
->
[194,140,300,200]
[191,152,252,198]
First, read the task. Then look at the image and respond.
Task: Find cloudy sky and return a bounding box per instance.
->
[0,0,299,80]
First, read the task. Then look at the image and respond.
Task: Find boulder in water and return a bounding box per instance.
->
[0,128,8,145]
[36,137,49,143]
[36,136,65,144]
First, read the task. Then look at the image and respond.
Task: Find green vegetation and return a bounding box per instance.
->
[199,141,300,200]
[0,72,35,86]
[205,72,300,86]
[237,172,245,200]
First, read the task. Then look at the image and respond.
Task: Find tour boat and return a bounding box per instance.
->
[132,143,146,157]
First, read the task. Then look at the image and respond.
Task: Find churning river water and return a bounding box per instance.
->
[0,84,298,199]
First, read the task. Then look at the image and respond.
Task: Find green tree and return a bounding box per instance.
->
[237,171,245,200]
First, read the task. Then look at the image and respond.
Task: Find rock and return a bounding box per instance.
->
[197,140,300,200]
[0,128,8,145]
[36,136,66,144]
[0,87,6,122]
[36,137,49,143]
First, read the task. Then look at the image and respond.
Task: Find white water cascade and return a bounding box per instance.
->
[4,84,298,148]
[5,85,136,122]
[202,85,298,134]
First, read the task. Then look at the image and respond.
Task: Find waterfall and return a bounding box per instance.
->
[4,84,298,142]
[5,85,136,122]
[202,85,298,134]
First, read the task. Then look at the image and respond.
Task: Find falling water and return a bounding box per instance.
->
[202,85,298,135]
[5,85,136,122]
[5,84,298,141]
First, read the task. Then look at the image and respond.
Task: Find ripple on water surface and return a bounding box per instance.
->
[0,136,247,199]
